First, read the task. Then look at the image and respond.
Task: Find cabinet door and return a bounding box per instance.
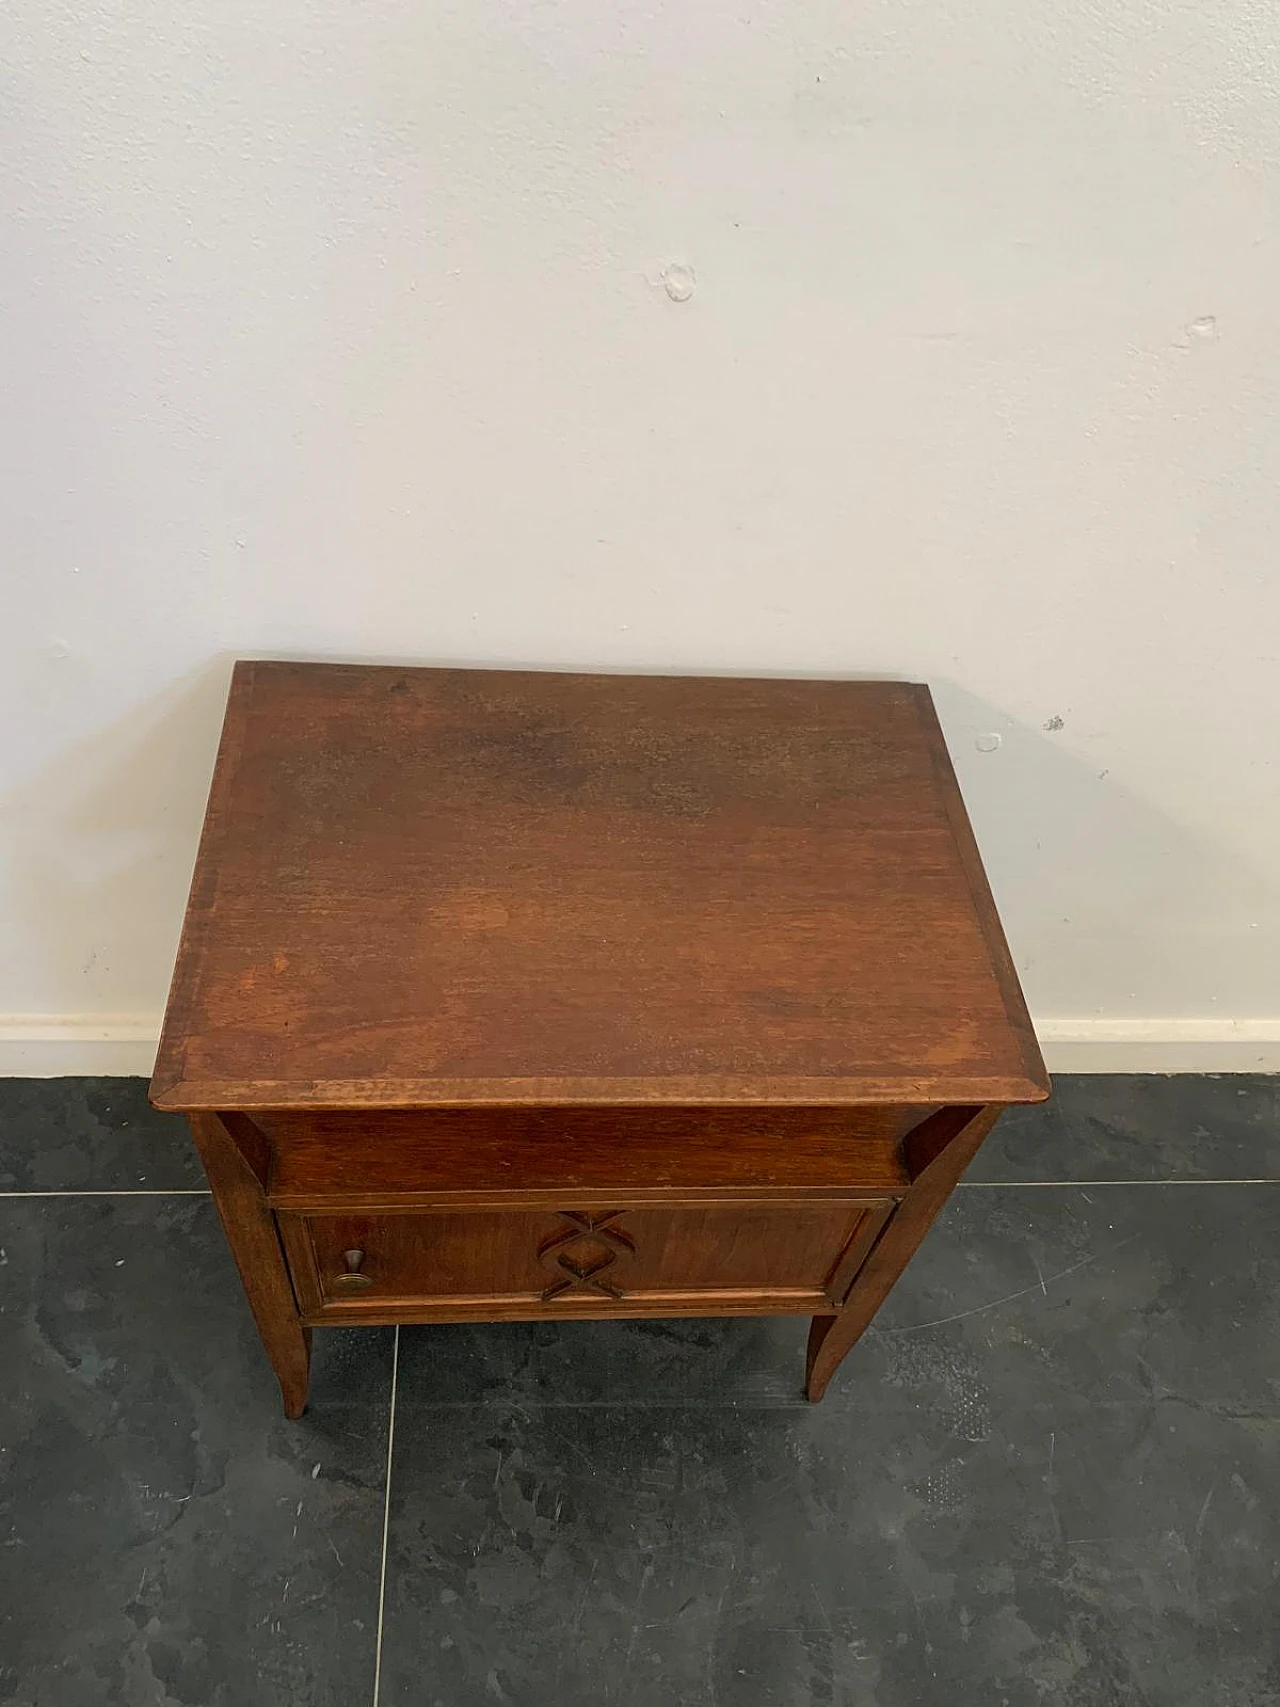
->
[281,1198,895,1321]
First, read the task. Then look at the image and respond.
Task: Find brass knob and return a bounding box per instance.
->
[331,1247,373,1293]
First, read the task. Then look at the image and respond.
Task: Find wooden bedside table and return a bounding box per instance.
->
[151,662,1048,1416]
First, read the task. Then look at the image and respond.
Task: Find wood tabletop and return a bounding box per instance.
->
[151,662,1047,1110]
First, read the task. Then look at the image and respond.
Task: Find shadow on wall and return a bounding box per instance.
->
[3,658,1277,1028]
[3,659,236,1021]
[930,680,1278,1024]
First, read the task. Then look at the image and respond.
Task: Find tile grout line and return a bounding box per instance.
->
[957,1179,1280,1188]
[0,1189,213,1197]
[371,1324,401,1707]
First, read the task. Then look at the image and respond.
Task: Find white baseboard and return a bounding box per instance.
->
[1,1013,1278,1080]
[1036,1017,1280,1074]
[0,1016,162,1078]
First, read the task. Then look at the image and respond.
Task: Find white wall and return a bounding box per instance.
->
[3,0,1279,1074]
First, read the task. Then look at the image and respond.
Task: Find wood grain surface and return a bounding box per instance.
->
[282,1199,893,1318]
[261,1106,913,1208]
[152,662,1048,1110]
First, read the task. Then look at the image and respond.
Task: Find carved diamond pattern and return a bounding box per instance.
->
[538,1211,636,1301]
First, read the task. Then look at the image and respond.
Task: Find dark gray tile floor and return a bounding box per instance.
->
[2,1076,1278,1705]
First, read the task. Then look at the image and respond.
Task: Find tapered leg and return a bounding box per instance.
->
[805,1105,1002,1401]
[188,1112,311,1418]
